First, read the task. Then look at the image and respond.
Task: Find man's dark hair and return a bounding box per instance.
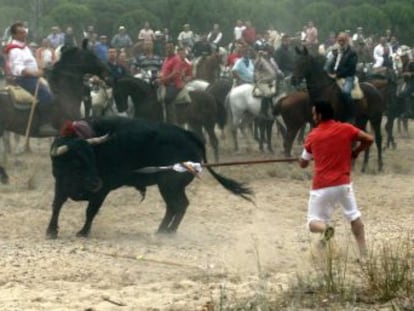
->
[10,21,24,36]
[313,100,334,120]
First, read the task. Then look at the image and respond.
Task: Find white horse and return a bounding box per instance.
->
[226,83,286,152]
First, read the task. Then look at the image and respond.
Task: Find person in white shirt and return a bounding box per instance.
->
[207,24,223,47]
[373,37,390,68]
[138,22,155,43]
[5,22,57,135]
[234,20,245,41]
[177,24,194,50]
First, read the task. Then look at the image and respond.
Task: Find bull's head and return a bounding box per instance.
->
[50,135,109,197]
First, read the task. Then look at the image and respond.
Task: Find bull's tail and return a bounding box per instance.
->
[184,129,254,203]
[205,166,254,202]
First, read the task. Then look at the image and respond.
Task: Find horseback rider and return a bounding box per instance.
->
[4,21,57,136]
[398,46,414,118]
[192,33,212,76]
[231,43,254,86]
[253,43,279,118]
[159,42,188,124]
[326,32,358,122]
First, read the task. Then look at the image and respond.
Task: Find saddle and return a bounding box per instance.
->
[336,76,364,100]
[1,85,36,110]
[173,87,191,105]
[157,85,192,106]
[252,81,277,98]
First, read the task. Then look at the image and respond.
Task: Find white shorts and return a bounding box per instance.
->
[307,183,361,228]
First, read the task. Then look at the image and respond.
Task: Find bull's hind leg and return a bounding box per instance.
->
[158,182,190,234]
[77,194,107,237]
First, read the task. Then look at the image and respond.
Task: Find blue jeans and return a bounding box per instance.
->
[341,76,354,119]
[342,76,354,99]
[15,77,53,106]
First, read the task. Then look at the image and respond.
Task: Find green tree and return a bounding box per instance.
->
[381,1,414,42]
[116,8,161,40]
[46,3,94,33]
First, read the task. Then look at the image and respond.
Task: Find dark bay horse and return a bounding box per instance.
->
[0,42,108,182]
[113,77,221,161]
[291,47,385,172]
[195,52,222,84]
[273,91,312,157]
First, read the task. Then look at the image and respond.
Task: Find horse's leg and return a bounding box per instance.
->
[284,126,300,157]
[257,119,265,152]
[3,132,11,154]
[358,118,371,173]
[297,124,306,145]
[266,119,274,153]
[204,124,220,162]
[373,118,384,172]
[0,131,9,184]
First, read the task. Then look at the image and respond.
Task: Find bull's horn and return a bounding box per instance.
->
[86,134,109,145]
[50,145,69,157]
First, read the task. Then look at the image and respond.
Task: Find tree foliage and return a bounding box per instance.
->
[0,0,413,44]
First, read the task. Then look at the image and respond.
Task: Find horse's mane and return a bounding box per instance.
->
[119,76,157,97]
[311,54,328,73]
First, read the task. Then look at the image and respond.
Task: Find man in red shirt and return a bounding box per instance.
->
[298,100,373,256]
[159,41,183,124]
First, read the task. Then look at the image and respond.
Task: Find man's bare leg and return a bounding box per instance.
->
[351,217,367,256]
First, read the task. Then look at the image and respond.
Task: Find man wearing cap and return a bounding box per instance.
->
[111,26,133,52]
[5,22,57,135]
[254,43,278,118]
[178,24,194,50]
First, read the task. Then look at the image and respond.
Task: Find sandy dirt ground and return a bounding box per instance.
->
[0,123,413,311]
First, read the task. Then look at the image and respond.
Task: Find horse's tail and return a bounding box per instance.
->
[272,92,287,116]
[272,93,287,133]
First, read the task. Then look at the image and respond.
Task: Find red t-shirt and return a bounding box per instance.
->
[304,120,360,189]
[161,54,183,89]
[227,52,241,67]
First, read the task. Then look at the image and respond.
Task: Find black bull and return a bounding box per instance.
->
[47,117,253,238]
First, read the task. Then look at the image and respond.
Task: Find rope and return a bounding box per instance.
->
[201,157,298,168]
[134,157,299,175]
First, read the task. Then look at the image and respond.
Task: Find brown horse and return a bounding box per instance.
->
[113,77,221,161]
[273,91,312,157]
[291,46,385,172]
[195,52,222,84]
[0,42,108,182]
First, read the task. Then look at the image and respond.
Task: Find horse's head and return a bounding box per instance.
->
[291,45,313,86]
[54,43,109,83]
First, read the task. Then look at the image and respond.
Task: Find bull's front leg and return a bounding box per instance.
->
[46,183,68,239]
[77,194,107,237]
